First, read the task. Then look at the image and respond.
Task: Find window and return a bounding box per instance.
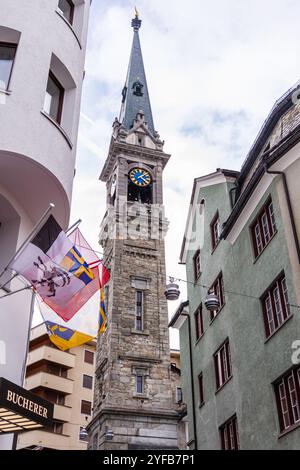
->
[198,373,204,406]
[214,339,232,390]
[57,0,74,25]
[136,375,144,394]
[219,415,240,450]
[274,366,300,433]
[83,374,93,390]
[251,198,276,258]
[195,305,204,340]
[47,364,68,378]
[84,350,94,365]
[79,426,88,441]
[135,290,143,331]
[176,387,183,404]
[261,273,290,338]
[193,250,201,280]
[44,71,64,124]
[210,212,220,251]
[81,400,92,415]
[210,273,225,321]
[0,43,16,91]
[44,390,65,406]
[52,421,63,435]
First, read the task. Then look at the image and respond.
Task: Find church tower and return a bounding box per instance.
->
[88,12,181,450]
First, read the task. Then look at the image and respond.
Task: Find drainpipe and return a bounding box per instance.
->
[179,312,198,450]
[264,162,300,264]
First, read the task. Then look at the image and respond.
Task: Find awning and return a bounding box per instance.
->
[0,377,54,434]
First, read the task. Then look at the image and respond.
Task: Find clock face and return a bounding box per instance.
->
[129,168,151,187]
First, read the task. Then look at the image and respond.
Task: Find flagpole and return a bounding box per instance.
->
[0,203,55,284]
[66,218,82,235]
[0,285,32,299]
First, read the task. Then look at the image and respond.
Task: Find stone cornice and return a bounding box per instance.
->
[87,406,181,430]
[118,354,162,364]
[100,139,170,182]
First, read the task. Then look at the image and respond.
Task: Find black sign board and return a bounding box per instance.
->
[0,377,54,433]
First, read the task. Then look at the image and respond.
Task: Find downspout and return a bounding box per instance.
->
[180,312,198,450]
[264,161,300,264]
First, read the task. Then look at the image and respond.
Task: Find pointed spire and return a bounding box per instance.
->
[119,10,155,135]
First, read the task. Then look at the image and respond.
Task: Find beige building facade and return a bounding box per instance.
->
[17,324,96,450]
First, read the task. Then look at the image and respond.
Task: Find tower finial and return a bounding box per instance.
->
[131,7,142,31]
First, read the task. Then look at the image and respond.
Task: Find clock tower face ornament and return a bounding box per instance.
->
[129,168,151,187]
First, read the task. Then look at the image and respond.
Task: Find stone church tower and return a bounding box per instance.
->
[87,13,182,450]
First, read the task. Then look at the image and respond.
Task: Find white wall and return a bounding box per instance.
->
[0,0,91,448]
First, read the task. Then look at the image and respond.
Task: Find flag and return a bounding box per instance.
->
[45,321,95,351]
[68,227,100,268]
[69,227,110,288]
[11,215,99,322]
[99,288,107,333]
[37,270,107,351]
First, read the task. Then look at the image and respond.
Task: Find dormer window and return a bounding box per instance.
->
[137,135,144,146]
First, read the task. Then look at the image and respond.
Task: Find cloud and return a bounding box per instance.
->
[70,0,300,348]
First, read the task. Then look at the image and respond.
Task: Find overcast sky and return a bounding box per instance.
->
[70,0,300,348]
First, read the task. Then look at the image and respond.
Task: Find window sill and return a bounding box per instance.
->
[0,285,11,294]
[131,329,150,336]
[195,333,205,346]
[278,421,300,439]
[0,88,11,95]
[210,304,226,325]
[215,375,233,395]
[133,394,149,400]
[211,240,221,255]
[264,314,293,344]
[253,230,277,264]
[41,110,73,149]
[55,10,82,49]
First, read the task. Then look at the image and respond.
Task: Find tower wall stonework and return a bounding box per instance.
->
[87,14,184,450]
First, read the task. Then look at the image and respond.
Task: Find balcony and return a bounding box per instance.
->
[53,404,71,422]
[17,429,87,451]
[25,372,73,395]
[27,346,75,369]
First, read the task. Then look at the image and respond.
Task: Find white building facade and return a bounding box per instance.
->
[0,0,91,449]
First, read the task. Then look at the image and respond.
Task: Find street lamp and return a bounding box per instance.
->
[204,290,220,311]
[165,277,180,301]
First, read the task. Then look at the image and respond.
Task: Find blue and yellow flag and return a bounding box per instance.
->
[41,287,108,351]
[99,288,107,333]
[45,321,94,352]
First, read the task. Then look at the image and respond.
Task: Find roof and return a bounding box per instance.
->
[168,301,189,329]
[179,169,239,263]
[179,81,300,248]
[119,14,155,134]
[221,82,300,239]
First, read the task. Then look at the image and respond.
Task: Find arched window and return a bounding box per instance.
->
[199,198,205,215]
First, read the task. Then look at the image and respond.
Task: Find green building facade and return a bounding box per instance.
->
[170,84,300,449]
